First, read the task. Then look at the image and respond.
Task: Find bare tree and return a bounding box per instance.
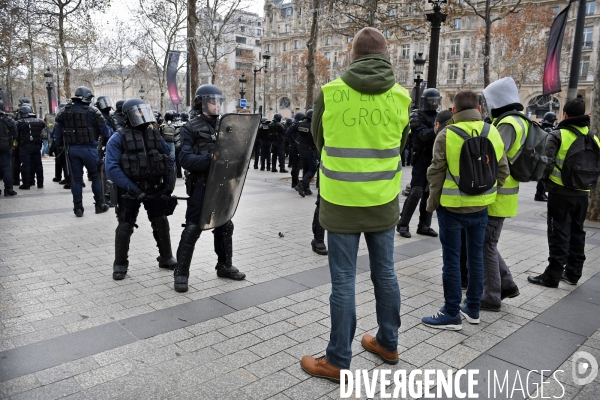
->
[587,42,600,221]
[188,0,199,96]
[305,0,320,109]
[0,0,28,108]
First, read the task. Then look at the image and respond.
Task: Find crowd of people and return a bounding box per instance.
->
[1,26,599,385]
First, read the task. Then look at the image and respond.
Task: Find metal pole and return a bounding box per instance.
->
[426,5,447,89]
[56,47,61,104]
[414,76,423,110]
[46,84,53,114]
[263,70,267,118]
[567,0,588,100]
[253,70,257,114]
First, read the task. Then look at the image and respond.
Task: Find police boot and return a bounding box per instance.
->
[295,182,306,197]
[95,201,109,214]
[396,186,423,238]
[74,203,84,217]
[214,221,246,280]
[4,189,17,196]
[311,239,328,255]
[151,216,177,270]
[417,210,438,237]
[18,184,30,190]
[113,222,134,280]
[174,224,201,292]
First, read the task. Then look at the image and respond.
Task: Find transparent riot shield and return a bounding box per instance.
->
[200,113,261,230]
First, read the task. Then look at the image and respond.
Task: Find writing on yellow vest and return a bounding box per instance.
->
[320,78,411,207]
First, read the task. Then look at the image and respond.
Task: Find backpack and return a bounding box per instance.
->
[493,111,548,182]
[268,122,280,141]
[0,119,11,152]
[447,123,499,195]
[557,126,600,190]
[162,123,176,142]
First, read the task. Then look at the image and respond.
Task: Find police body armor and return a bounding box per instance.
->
[268,121,283,142]
[258,121,270,140]
[60,104,98,145]
[19,117,45,145]
[296,120,314,150]
[119,127,169,183]
[410,111,436,160]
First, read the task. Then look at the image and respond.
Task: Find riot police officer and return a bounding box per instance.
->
[294,110,318,197]
[113,100,126,129]
[54,86,113,216]
[105,98,177,280]
[258,118,272,171]
[173,84,246,293]
[16,104,46,189]
[0,101,18,196]
[95,96,116,204]
[396,88,441,238]
[269,113,288,173]
[12,98,32,186]
[285,112,304,188]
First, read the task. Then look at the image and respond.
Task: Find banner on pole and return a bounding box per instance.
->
[167,51,182,105]
[542,0,574,95]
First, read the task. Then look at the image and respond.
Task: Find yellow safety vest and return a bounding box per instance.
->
[441,121,505,208]
[488,114,528,217]
[549,125,600,192]
[320,78,411,207]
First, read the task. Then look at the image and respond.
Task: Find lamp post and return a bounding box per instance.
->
[38,99,43,118]
[139,84,145,100]
[44,66,54,114]
[426,0,447,88]
[239,73,247,105]
[413,53,427,109]
[253,51,270,114]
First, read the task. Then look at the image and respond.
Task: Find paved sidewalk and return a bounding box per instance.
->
[0,158,599,399]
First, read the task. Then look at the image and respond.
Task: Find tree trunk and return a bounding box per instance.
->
[58,9,71,98]
[586,43,600,221]
[305,0,319,110]
[188,0,199,94]
[483,0,491,88]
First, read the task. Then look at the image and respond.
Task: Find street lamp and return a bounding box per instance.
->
[44,66,54,114]
[413,53,427,109]
[38,99,43,118]
[253,51,270,114]
[426,0,447,88]
[139,84,145,100]
[239,73,247,103]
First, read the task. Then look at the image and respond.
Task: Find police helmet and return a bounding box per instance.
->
[164,110,177,121]
[305,109,314,119]
[420,88,442,112]
[18,97,31,106]
[294,112,305,121]
[122,98,156,127]
[541,112,557,125]
[19,104,33,118]
[261,117,269,124]
[95,96,113,112]
[193,85,225,116]
[115,100,125,113]
[72,86,94,104]
[285,118,293,127]
[180,112,189,122]
[273,113,282,122]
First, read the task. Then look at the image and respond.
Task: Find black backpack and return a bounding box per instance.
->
[0,118,10,152]
[557,126,600,190]
[493,111,548,182]
[447,123,499,195]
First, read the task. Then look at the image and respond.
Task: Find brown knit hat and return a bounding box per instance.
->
[350,27,389,62]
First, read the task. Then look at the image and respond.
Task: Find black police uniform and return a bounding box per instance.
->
[295,117,318,196]
[17,115,46,189]
[285,118,302,188]
[258,119,272,170]
[173,114,246,292]
[105,117,177,280]
[0,110,18,196]
[269,116,287,172]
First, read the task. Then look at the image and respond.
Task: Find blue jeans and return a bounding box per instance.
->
[436,207,488,317]
[326,227,401,369]
[166,142,175,157]
[42,139,49,156]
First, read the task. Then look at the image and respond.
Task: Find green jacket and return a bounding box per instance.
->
[312,54,410,233]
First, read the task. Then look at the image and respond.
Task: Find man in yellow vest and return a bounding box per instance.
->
[300,27,411,382]
[479,77,522,311]
[423,90,509,330]
[529,98,599,287]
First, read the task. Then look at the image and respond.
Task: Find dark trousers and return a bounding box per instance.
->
[68,145,101,204]
[271,140,285,170]
[299,148,317,186]
[117,188,171,223]
[20,143,43,187]
[289,146,300,186]
[12,147,21,184]
[253,139,261,168]
[543,193,588,284]
[409,154,433,226]
[536,180,545,196]
[260,139,271,169]
[175,147,183,178]
[1,150,13,190]
[313,193,325,243]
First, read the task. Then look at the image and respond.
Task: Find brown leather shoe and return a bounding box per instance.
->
[361,334,399,364]
[300,355,344,383]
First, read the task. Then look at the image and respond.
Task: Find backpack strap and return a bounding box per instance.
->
[560,125,584,137]
[447,126,470,140]
[493,110,531,126]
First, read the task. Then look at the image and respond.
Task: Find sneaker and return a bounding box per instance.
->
[479,301,501,312]
[361,334,398,364]
[527,274,558,288]
[422,309,462,330]
[300,355,344,383]
[398,225,411,238]
[560,273,578,286]
[459,305,480,324]
[311,239,328,255]
[501,286,520,300]
[417,225,438,237]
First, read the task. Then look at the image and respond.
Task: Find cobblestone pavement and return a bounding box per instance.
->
[1,157,599,399]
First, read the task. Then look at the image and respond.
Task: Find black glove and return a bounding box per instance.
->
[128,188,147,202]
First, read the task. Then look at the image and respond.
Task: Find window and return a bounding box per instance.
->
[450,39,461,58]
[398,70,407,83]
[281,7,293,18]
[466,17,471,29]
[401,44,410,60]
[334,36,339,44]
[479,67,484,78]
[285,24,290,33]
[334,52,338,63]
[283,75,288,85]
[325,37,331,45]
[580,56,590,77]
[586,1,595,15]
[257,29,262,36]
[257,21,261,27]
[294,40,299,49]
[266,44,271,52]
[235,36,246,44]
[583,27,593,49]
[552,7,560,15]
[385,30,392,39]
[325,52,331,61]
[464,39,470,58]
[255,40,260,46]
[449,64,458,81]
[240,26,245,33]
[283,42,288,51]
[453,19,462,30]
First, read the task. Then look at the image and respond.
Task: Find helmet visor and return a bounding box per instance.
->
[125,104,156,127]
[202,94,226,116]
[422,96,442,111]
[97,97,114,110]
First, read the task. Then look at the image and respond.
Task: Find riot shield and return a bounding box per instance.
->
[199,113,261,230]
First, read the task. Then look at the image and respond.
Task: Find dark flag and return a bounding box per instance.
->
[167,51,182,105]
[50,87,58,114]
[543,0,575,95]
[0,89,8,110]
